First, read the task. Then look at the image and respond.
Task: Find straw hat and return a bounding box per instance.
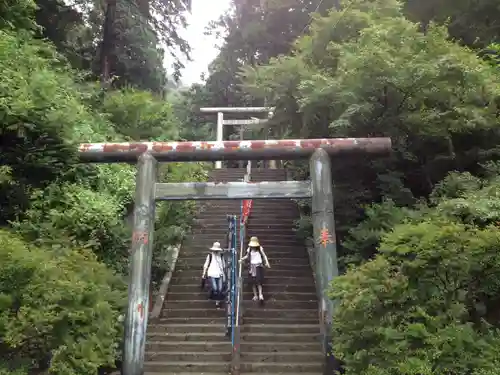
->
[248,236,260,247]
[209,241,223,251]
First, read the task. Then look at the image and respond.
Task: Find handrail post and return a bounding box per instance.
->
[232,161,251,375]
[225,215,237,339]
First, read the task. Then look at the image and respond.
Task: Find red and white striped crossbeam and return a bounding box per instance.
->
[78,138,391,163]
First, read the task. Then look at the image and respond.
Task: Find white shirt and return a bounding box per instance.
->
[203,252,225,278]
[248,247,264,265]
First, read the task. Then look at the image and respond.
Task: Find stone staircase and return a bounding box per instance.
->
[241,169,322,375]
[145,167,322,375]
[144,168,246,374]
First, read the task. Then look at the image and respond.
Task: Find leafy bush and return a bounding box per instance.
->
[100,88,179,141]
[14,183,131,273]
[0,24,209,374]
[330,218,500,375]
[151,162,210,286]
[0,230,126,375]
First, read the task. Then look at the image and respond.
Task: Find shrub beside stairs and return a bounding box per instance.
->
[144,167,322,375]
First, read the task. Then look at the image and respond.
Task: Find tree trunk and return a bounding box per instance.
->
[100,0,117,87]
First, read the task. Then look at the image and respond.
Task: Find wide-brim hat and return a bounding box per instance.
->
[248,236,260,247]
[209,241,223,251]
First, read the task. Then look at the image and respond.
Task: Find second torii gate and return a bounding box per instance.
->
[199,106,274,168]
[77,137,391,375]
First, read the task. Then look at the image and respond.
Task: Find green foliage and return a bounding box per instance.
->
[0,0,37,31]
[0,230,125,375]
[330,172,500,374]
[0,14,209,374]
[14,183,131,273]
[100,88,179,141]
[151,162,210,285]
[330,214,500,375]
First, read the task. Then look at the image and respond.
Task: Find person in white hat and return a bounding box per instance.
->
[239,236,270,302]
[202,241,226,307]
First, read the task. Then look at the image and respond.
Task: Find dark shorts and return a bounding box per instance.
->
[250,266,264,286]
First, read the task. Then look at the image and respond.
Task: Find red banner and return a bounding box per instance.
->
[242,199,253,224]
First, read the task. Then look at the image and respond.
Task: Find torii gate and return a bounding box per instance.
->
[199,106,274,169]
[77,137,391,375]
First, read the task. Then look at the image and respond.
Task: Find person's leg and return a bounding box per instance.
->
[216,277,224,300]
[257,267,264,300]
[209,277,217,300]
[252,283,258,301]
[213,277,223,306]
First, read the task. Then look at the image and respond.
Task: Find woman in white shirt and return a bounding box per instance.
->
[202,241,226,307]
[239,236,270,302]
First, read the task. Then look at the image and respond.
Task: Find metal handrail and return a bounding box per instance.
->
[232,161,252,375]
[225,215,237,340]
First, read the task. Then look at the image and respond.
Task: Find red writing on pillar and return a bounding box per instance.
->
[317,226,333,248]
[132,231,149,245]
[137,303,144,320]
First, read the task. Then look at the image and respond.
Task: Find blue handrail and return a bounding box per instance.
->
[225,215,238,341]
[232,161,252,374]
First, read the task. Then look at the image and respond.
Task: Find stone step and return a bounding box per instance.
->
[166,292,316,302]
[160,308,227,318]
[241,351,323,362]
[183,245,306,253]
[146,341,230,352]
[240,342,322,353]
[165,299,316,310]
[169,275,315,285]
[201,238,302,245]
[240,362,322,373]
[146,351,230,362]
[242,317,319,325]
[241,332,320,343]
[199,205,297,212]
[200,222,295,228]
[178,250,308,258]
[185,246,305,254]
[244,308,317,319]
[171,269,312,278]
[152,317,226,325]
[148,323,225,334]
[178,253,309,262]
[241,324,319,334]
[200,212,298,219]
[146,332,228,342]
[144,361,230,373]
[174,261,311,271]
[168,283,316,294]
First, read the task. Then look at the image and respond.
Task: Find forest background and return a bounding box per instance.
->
[1,0,500,374]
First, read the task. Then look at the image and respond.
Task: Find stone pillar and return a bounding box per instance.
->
[309,148,340,375]
[123,152,157,375]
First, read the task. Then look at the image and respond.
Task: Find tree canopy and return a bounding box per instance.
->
[0,0,208,373]
[194,0,500,372]
[3,0,500,372]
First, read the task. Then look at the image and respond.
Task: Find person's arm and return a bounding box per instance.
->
[239,248,250,262]
[202,254,210,277]
[260,247,271,268]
